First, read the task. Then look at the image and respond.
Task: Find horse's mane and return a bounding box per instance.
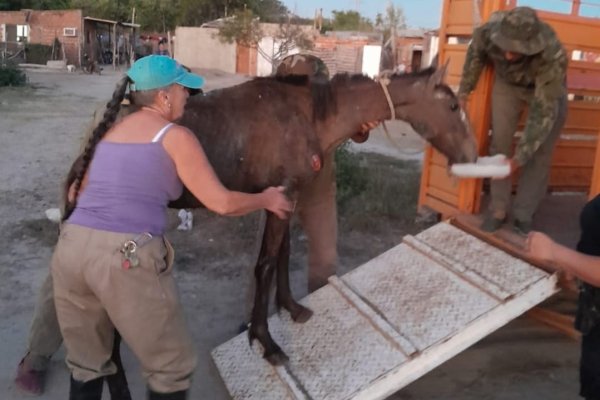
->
[249,66,444,122]
[254,74,335,122]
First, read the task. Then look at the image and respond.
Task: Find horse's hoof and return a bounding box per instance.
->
[264,349,289,366]
[291,305,313,323]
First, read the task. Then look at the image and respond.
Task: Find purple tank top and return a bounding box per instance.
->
[68,124,183,235]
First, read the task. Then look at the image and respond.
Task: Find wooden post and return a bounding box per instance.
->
[572,0,581,16]
[167,31,172,58]
[112,22,117,70]
[590,130,600,199]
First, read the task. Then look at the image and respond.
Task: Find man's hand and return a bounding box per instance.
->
[508,158,520,175]
[351,120,380,143]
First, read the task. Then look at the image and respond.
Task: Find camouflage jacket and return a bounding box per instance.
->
[458,12,568,165]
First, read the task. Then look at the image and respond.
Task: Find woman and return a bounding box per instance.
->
[527,195,600,400]
[52,55,292,400]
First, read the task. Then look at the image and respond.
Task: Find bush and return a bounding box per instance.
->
[335,142,368,209]
[25,43,53,65]
[0,63,27,86]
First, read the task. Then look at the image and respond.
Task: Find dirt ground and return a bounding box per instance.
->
[0,67,586,400]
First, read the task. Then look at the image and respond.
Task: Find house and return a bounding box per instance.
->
[174,19,316,76]
[0,9,139,67]
[0,9,83,65]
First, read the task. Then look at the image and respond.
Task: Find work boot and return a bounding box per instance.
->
[480,214,506,232]
[148,389,188,400]
[14,353,46,396]
[69,375,103,400]
[513,219,532,236]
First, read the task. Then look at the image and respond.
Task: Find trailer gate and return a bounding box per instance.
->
[211,221,558,400]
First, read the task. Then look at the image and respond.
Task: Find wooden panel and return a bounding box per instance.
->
[428,164,461,195]
[590,132,600,199]
[442,44,469,86]
[445,0,476,36]
[538,11,600,51]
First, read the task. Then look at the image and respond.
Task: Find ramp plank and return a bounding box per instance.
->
[212,222,558,400]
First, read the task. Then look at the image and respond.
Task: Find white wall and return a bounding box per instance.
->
[362,45,382,77]
[174,27,236,73]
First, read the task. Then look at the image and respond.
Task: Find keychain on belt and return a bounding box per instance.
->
[120,232,153,270]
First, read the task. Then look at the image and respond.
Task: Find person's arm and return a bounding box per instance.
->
[351,121,380,143]
[163,125,293,219]
[457,25,490,103]
[527,231,600,286]
[513,45,568,166]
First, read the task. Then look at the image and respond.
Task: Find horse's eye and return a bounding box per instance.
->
[450,103,459,112]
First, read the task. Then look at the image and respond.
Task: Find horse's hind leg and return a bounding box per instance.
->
[276,228,313,323]
[248,213,289,365]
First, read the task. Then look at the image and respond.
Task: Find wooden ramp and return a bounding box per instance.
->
[211,221,558,400]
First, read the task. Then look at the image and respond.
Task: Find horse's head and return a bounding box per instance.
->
[391,63,478,165]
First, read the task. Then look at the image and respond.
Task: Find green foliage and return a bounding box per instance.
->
[218,8,262,46]
[0,0,71,10]
[217,7,312,67]
[335,142,368,209]
[338,152,423,232]
[25,43,53,64]
[0,63,26,86]
[0,0,290,31]
[331,10,373,31]
[376,4,407,41]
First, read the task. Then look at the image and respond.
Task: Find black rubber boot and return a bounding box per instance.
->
[148,389,188,400]
[69,375,103,400]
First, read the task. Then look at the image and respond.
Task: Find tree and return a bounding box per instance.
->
[0,0,72,10]
[330,10,373,31]
[376,2,407,41]
[137,0,179,32]
[218,7,313,72]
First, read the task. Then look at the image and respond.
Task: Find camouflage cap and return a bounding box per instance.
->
[275,54,330,78]
[490,7,546,55]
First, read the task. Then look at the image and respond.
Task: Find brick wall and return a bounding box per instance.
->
[0,9,82,65]
[311,35,372,75]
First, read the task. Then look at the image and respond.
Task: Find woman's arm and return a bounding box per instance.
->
[527,231,600,286]
[163,125,292,219]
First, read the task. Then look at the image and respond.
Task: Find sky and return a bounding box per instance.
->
[280,0,600,29]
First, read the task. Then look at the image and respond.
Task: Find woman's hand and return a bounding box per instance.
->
[261,186,294,219]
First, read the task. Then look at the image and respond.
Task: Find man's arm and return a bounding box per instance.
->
[514,46,568,166]
[457,26,489,98]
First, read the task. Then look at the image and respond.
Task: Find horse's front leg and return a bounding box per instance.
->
[248,212,289,365]
[276,228,313,323]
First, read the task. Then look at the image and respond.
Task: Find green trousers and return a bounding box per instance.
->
[489,79,567,222]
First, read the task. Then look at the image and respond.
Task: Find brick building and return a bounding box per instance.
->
[0,9,83,65]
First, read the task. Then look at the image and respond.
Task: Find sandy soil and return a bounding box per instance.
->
[0,67,584,400]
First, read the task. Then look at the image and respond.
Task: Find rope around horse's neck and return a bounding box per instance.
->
[375,72,426,156]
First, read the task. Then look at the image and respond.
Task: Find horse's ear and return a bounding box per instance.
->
[428,58,450,89]
[430,53,439,69]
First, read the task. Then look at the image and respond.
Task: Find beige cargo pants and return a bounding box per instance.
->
[51,224,196,393]
[489,79,567,222]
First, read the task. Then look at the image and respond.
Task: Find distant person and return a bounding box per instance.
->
[457,6,568,235]
[275,53,378,291]
[155,38,170,57]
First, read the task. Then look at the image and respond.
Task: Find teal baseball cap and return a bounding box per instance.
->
[127,55,204,91]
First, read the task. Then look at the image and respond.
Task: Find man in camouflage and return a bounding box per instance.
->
[458,6,568,234]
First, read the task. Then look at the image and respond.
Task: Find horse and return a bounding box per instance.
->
[168,62,477,365]
[64,62,476,375]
